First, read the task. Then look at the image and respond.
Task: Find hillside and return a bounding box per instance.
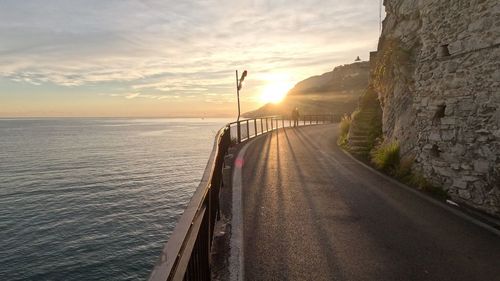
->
[244,61,370,118]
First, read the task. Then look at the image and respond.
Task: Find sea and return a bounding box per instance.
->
[0,118,230,281]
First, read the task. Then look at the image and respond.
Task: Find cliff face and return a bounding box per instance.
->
[374,0,500,214]
[244,62,369,118]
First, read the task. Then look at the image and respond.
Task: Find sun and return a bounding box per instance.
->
[260,81,294,104]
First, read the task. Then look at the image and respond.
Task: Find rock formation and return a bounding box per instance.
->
[372,0,500,215]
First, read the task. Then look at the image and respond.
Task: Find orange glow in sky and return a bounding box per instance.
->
[0,1,383,117]
[260,80,294,104]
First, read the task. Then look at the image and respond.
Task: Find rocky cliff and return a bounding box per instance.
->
[244,62,369,118]
[373,0,500,215]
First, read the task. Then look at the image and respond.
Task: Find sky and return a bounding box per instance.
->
[0,0,382,117]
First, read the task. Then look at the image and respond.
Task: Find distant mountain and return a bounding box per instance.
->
[244,61,370,118]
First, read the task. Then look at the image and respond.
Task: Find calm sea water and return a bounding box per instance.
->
[0,118,229,281]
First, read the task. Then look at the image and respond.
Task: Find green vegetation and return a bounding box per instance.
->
[339,114,351,136]
[350,109,360,121]
[337,114,351,147]
[345,87,383,158]
[372,38,413,97]
[394,154,414,179]
[339,38,446,200]
[406,172,448,199]
[371,142,400,172]
[369,141,448,199]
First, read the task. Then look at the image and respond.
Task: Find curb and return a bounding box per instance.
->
[338,146,500,237]
[229,131,272,281]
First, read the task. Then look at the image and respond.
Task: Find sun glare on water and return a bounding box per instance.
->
[260,80,294,104]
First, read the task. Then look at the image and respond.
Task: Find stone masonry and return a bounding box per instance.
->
[373,0,500,215]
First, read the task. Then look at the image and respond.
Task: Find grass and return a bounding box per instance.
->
[405,172,449,200]
[369,141,449,200]
[371,142,400,172]
[394,154,414,179]
[350,109,360,121]
[337,114,351,147]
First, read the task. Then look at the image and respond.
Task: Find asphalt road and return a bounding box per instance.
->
[238,124,500,281]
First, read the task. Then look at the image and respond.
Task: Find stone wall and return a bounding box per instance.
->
[373,0,500,215]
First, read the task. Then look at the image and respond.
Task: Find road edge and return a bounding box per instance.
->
[229,130,275,281]
[228,143,246,281]
[338,146,500,237]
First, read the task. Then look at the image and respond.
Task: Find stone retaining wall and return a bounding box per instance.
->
[374,0,500,215]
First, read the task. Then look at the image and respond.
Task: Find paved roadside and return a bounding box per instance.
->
[236,124,500,281]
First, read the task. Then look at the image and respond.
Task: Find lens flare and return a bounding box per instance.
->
[260,81,293,104]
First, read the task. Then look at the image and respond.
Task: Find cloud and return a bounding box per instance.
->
[0,0,382,114]
[125,93,141,99]
[114,92,168,100]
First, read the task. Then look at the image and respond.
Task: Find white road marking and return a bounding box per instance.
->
[229,143,250,281]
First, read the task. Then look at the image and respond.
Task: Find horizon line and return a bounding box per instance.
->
[0,115,235,119]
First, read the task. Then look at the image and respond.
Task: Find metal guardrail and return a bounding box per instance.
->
[228,114,338,144]
[148,114,336,281]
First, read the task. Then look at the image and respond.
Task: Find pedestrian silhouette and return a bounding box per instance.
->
[292,107,300,127]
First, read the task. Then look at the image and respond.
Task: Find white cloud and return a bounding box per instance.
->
[0,0,382,107]
[125,93,141,99]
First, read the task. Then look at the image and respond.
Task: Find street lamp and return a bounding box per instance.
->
[236,70,247,122]
[235,70,247,143]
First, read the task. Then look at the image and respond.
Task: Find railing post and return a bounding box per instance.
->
[237,122,241,143]
[246,120,250,140]
[282,118,284,128]
[260,119,263,134]
[271,118,274,130]
[254,119,258,137]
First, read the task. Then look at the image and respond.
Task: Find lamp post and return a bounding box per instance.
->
[236,70,247,142]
